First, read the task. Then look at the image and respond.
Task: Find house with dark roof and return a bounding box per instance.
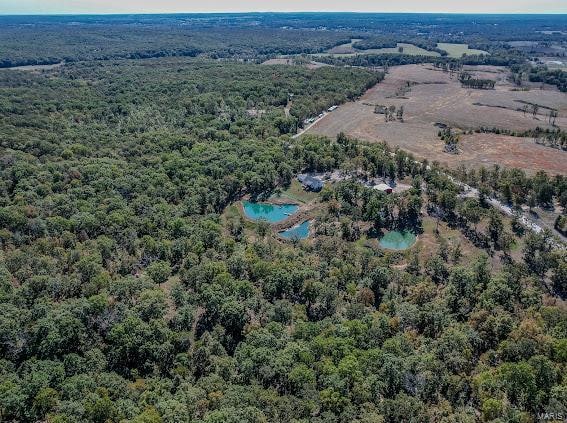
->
[298,174,324,192]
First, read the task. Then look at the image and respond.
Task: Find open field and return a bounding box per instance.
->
[1,62,64,71]
[317,39,440,57]
[437,43,488,58]
[320,41,487,59]
[368,43,441,57]
[261,58,294,65]
[274,179,320,204]
[326,38,362,54]
[261,57,331,69]
[542,58,567,70]
[306,64,567,174]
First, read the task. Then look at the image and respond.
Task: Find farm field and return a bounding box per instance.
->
[307,63,567,174]
[542,58,567,70]
[261,57,294,65]
[325,38,362,54]
[437,43,488,58]
[317,39,440,57]
[0,62,64,71]
[369,43,441,56]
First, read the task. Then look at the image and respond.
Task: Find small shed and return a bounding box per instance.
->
[373,183,393,194]
[298,174,324,192]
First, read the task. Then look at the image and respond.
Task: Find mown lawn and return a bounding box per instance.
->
[437,43,488,58]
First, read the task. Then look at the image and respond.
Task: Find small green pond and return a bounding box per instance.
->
[279,221,311,240]
[379,230,417,250]
[242,201,298,223]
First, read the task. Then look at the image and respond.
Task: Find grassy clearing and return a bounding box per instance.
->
[437,43,488,58]
[274,180,320,204]
[326,38,363,54]
[369,43,441,57]
[223,203,241,220]
[317,42,440,58]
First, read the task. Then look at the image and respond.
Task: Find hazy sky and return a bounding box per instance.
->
[1,0,565,15]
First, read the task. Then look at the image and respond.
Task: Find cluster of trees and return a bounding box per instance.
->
[511,64,567,93]
[438,128,460,154]
[528,67,567,92]
[433,60,464,74]
[316,53,435,68]
[452,165,567,211]
[459,72,496,89]
[374,105,404,122]
[318,50,526,70]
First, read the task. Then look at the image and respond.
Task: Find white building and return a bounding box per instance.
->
[373,183,393,194]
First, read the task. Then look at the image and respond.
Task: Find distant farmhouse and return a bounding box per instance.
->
[298,174,324,192]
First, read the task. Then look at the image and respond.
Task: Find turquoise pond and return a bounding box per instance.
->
[279,221,311,240]
[242,201,299,223]
[379,230,417,250]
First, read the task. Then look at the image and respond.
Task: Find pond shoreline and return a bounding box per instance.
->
[238,199,319,233]
[278,220,312,241]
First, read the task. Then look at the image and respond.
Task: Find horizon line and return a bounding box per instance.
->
[1,11,566,16]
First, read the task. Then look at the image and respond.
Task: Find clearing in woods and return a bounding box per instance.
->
[317,39,441,57]
[306,64,567,175]
[436,43,489,58]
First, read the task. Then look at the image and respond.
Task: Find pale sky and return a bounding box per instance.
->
[0,0,565,15]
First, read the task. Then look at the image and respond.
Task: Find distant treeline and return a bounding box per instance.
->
[1,13,564,68]
[314,52,525,68]
[459,73,496,89]
[3,13,564,43]
[0,25,350,68]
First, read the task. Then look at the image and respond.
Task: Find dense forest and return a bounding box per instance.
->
[1,13,566,423]
[0,25,351,68]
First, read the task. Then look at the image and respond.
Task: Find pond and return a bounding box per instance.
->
[379,230,417,250]
[279,221,311,240]
[242,201,298,223]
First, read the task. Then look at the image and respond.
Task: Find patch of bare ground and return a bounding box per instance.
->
[261,58,294,65]
[456,133,567,175]
[307,64,567,174]
[306,61,332,70]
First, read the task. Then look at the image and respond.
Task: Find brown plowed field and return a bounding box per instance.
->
[307,64,567,175]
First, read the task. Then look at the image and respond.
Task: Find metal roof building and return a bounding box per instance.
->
[373,183,393,193]
[298,174,324,192]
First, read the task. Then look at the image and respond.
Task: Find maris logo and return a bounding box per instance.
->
[537,412,566,421]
